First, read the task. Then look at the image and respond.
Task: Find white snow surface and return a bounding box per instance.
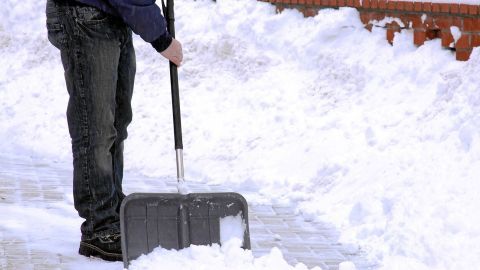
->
[220,214,246,245]
[129,238,321,270]
[2,0,480,270]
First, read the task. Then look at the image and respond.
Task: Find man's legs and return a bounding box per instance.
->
[46,0,135,261]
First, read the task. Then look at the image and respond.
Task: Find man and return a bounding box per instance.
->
[45,0,183,261]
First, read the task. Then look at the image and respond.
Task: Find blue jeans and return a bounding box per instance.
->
[46,0,136,239]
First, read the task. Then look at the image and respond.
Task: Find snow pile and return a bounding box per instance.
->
[129,239,321,270]
[220,214,246,245]
[2,0,480,269]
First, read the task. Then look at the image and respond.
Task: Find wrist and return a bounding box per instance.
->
[151,32,173,53]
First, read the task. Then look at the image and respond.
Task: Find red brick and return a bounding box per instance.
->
[439,3,450,13]
[363,0,371,8]
[360,12,371,24]
[387,28,399,44]
[450,4,459,14]
[298,0,306,4]
[371,0,378,9]
[387,1,396,10]
[379,0,387,9]
[423,2,432,12]
[304,8,318,16]
[432,3,441,12]
[405,2,414,11]
[456,34,471,49]
[464,18,480,32]
[456,49,472,61]
[434,16,452,29]
[414,30,426,46]
[338,0,346,7]
[422,16,436,29]
[468,5,479,15]
[414,2,422,12]
[459,4,469,14]
[387,29,395,44]
[396,1,405,10]
[314,0,321,4]
[471,34,480,47]
[411,15,424,29]
[346,0,354,6]
[398,14,412,28]
[426,29,441,40]
[306,0,314,4]
[451,17,463,28]
[441,31,455,47]
[354,0,361,7]
[328,0,337,6]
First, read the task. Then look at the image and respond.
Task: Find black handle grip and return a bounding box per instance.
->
[163,0,183,150]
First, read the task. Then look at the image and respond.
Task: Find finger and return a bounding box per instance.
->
[172,57,181,67]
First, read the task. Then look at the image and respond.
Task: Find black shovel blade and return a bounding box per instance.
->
[120,192,251,268]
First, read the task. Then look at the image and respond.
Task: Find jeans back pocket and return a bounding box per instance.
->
[46,15,68,50]
[76,6,110,26]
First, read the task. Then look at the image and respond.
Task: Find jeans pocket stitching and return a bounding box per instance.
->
[46,22,62,31]
[47,22,67,50]
[76,7,110,26]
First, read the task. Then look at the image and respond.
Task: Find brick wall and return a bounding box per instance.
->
[259,0,480,60]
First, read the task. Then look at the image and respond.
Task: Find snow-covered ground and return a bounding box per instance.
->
[129,239,322,270]
[2,0,480,269]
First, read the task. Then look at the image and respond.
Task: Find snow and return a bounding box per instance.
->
[0,202,121,270]
[1,0,480,270]
[450,26,462,44]
[129,239,321,270]
[128,215,297,270]
[219,214,246,245]
[339,261,357,270]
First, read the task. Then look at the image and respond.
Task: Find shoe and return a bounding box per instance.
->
[79,233,123,262]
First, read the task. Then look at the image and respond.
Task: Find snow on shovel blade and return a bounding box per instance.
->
[120,192,251,268]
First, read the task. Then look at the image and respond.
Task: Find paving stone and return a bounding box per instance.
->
[34,264,62,270]
[4,263,35,270]
[249,205,276,215]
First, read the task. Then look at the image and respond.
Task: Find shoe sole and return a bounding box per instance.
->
[79,241,123,262]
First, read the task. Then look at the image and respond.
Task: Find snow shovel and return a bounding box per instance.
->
[119,0,251,267]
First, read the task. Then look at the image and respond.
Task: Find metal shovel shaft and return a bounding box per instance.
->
[176,149,184,181]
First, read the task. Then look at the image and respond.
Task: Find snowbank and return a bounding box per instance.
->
[2,0,480,269]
